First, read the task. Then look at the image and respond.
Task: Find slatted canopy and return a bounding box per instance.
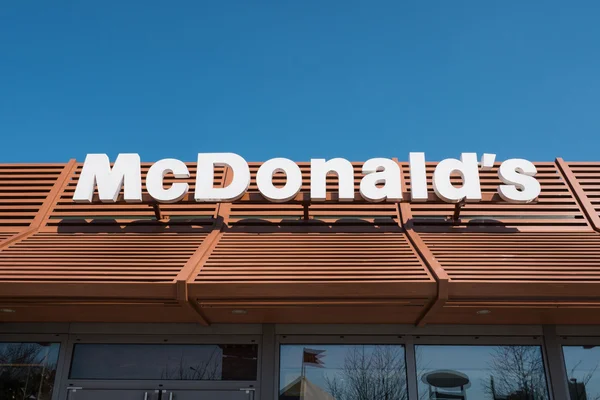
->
[416,231,600,324]
[189,228,434,323]
[0,164,65,230]
[1,158,600,325]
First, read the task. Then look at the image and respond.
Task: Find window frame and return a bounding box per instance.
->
[276,334,553,400]
[558,335,600,400]
[61,334,262,393]
[413,335,551,400]
[277,335,409,400]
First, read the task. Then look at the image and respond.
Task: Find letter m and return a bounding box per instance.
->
[73,154,142,203]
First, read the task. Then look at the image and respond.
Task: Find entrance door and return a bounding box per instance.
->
[66,389,160,400]
[67,389,253,400]
[163,389,254,400]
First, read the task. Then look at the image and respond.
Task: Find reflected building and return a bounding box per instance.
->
[280,376,335,400]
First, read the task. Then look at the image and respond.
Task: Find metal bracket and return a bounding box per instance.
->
[152,203,169,222]
[302,201,310,221]
[451,200,466,225]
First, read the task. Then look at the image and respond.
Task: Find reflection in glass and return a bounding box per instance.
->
[416,345,549,400]
[279,344,407,400]
[69,344,258,380]
[0,342,61,400]
[563,345,600,400]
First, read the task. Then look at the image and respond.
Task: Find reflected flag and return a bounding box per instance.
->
[302,348,326,368]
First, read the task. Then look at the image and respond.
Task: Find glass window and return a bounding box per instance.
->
[69,344,258,380]
[279,344,408,400]
[563,345,600,400]
[0,342,61,400]
[416,345,549,400]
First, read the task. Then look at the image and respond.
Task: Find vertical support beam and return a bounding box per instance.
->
[556,158,600,232]
[404,335,419,400]
[260,324,276,400]
[51,333,71,400]
[542,325,570,400]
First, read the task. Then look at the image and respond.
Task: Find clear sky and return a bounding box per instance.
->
[1,1,599,163]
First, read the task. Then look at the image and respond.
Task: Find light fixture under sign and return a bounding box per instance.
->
[231,309,248,315]
[476,309,491,315]
[0,308,16,313]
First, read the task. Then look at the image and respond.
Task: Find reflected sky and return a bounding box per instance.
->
[563,346,600,400]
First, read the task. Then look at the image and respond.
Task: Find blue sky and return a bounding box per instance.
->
[1,1,599,162]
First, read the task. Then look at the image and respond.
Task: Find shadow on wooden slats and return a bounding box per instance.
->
[46,163,225,228]
[400,162,591,231]
[227,163,400,226]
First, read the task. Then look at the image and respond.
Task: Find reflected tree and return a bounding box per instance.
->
[324,345,407,400]
[160,347,222,380]
[567,359,600,400]
[0,343,56,400]
[483,346,548,400]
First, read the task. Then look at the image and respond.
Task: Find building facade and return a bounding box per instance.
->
[1,158,600,400]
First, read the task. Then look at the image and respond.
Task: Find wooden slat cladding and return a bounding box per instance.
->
[567,162,600,218]
[228,163,398,225]
[0,231,208,282]
[0,164,65,228]
[0,232,18,244]
[419,231,600,299]
[400,162,588,229]
[47,163,225,227]
[190,231,435,299]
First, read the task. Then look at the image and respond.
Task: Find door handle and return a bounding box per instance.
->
[143,392,148,400]
[240,387,255,400]
[66,387,83,400]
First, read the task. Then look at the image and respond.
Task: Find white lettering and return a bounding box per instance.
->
[146,159,190,203]
[310,158,355,201]
[432,153,481,203]
[409,152,428,201]
[359,158,402,202]
[73,153,142,203]
[256,158,303,202]
[498,159,541,203]
[195,153,250,202]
